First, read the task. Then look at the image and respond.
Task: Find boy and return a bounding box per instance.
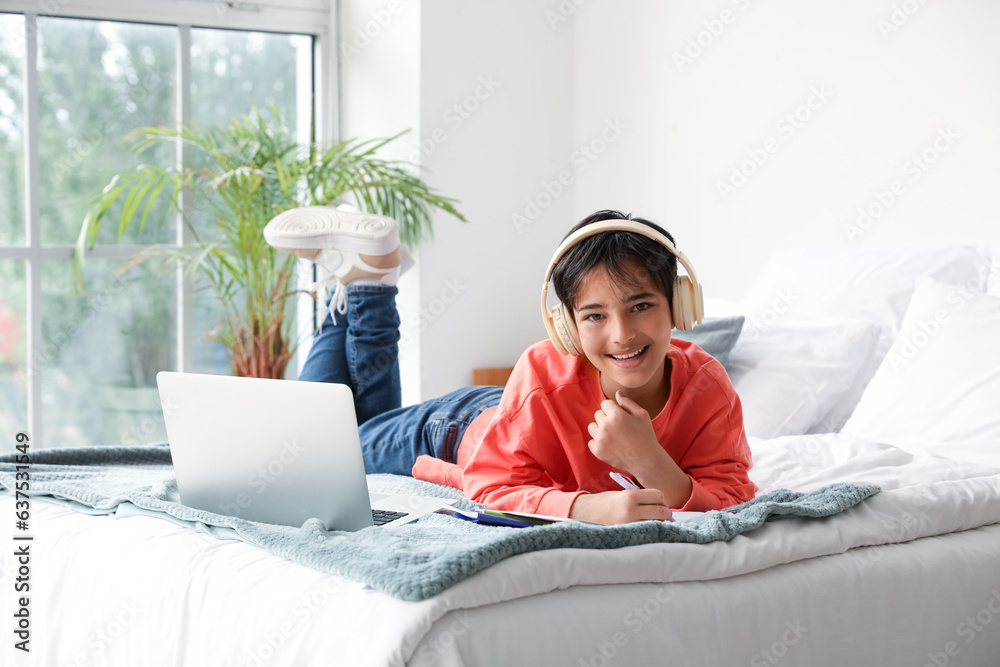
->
[264,207,755,525]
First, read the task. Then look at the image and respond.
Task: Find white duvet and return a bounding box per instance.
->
[2,432,1000,666]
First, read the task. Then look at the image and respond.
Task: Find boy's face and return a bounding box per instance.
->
[572,261,673,408]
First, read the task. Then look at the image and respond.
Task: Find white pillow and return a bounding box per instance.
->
[741,245,993,431]
[843,279,1000,468]
[989,248,1000,298]
[727,317,880,439]
[702,297,744,319]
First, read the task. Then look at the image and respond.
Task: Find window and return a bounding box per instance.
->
[0,9,319,450]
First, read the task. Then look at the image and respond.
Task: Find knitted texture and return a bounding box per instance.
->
[0,444,880,601]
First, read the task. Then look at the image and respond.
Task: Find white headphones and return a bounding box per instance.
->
[540,219,704,356]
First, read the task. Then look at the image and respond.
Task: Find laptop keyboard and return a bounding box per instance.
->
[372,509,409,526]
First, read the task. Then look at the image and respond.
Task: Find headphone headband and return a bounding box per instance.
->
[540,218,704,355]
[541,219,701,289]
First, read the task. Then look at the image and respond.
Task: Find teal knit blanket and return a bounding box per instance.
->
[0,444,880,601]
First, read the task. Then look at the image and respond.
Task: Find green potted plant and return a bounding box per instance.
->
[75,107,464,379]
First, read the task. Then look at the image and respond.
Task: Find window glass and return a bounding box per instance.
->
[7,15,314,448]
[0,14,25,246]
[189,28,312,377]
[0,260,27,453]
[36,17,176,246]
[190,28,308,132]
[41,259,175,447]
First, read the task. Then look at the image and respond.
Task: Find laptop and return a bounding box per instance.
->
[156,371,451,531]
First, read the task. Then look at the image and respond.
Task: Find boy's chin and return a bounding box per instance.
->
[597,362,652,384]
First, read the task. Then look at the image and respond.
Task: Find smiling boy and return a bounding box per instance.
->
[268,205,755,526]
[443,210,757,524]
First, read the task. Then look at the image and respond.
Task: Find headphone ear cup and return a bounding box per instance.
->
[672,275,695,331]
[550,304,582,356]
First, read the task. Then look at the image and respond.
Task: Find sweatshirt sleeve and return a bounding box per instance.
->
[411,455,465,490]
[672,370,757,511]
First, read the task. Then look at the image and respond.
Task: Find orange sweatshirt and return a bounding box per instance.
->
[411,338,756,517]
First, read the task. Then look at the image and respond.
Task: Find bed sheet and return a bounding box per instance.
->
[2,432,999,666]
[416,524,1000,666]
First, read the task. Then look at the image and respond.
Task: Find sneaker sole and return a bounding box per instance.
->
[263,206,399,255]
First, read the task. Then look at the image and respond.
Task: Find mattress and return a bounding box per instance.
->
[3,431,999,666]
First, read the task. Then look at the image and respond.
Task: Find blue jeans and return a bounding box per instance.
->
[298,284,504,475]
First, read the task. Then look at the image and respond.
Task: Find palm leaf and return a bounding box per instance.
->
[75,105,466,377]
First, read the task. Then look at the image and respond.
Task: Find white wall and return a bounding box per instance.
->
[416,1,575,400]
[340,0,575,403]
[342,0,1000,401]
[339,0,424,402]
[572,0,1000,300]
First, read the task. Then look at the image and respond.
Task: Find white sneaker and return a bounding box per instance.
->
[263,205,412,324]
[264,205,400,258]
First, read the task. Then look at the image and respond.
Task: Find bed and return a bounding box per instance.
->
[3,244,1000,666]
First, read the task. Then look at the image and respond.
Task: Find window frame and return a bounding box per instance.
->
[0,4,338,447]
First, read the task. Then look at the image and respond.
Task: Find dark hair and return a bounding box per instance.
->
[551,209,678,315]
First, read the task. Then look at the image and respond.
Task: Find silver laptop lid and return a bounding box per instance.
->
[156,372,374,531]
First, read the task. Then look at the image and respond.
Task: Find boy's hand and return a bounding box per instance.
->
[587,391,662,472]
[587,391,694,508]
[569,489,672,525]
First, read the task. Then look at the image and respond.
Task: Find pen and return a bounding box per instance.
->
[610,471,643,490]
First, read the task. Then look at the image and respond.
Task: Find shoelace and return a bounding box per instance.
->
[305,276,349,327]
[305,249,407,327]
